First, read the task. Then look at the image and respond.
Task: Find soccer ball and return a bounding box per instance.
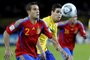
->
[61,3,77,17]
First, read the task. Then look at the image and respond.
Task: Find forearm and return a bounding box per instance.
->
[50,36,69,58]
[37,39,46,60]
[50,36,63,52]
[3,31,10,50]
[37,40,44,53]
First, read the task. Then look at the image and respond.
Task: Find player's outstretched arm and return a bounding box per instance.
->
[57,20,69,27]
[42,20,69,59]
[3,31,13,60]
[50,36,69,59]
[3,18,25,60]
[37,40,46,60]
[78,21,87,39]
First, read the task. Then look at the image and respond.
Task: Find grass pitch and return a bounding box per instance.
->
[0,43,90,60]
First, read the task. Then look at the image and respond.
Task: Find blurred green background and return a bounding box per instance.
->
[0,43,90,60]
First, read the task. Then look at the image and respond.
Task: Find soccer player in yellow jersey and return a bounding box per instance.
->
[37,3,65,60]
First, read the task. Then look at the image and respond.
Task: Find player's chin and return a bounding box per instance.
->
[55,18,60,22]
[34,16,39,20]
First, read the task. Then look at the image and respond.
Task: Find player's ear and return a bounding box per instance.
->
[27,11,31,14]
[51,10,53,15]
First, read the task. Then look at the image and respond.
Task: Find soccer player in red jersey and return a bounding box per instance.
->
[57,16,87,60]
[3,2,68,60]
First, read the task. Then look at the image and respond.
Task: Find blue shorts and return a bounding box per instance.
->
[16,54,39,60]
[61,47,73,60]
[63,47,73,56]
[37,50,56,60]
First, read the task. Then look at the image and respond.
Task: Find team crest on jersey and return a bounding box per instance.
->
[32,27,35,30]
[36,26,41,34]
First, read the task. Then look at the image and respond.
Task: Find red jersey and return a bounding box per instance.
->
[58,21,86,50]
[6,17,52,58]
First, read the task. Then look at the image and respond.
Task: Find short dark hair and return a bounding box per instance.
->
[51,3,62,12]
[25,2,38,11]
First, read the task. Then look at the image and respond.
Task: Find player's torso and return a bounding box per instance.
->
[59,23,80,50]
[47,19,57,38]
[59,23,80,43]
[16,19,43,57]
[41,16,57,39]
[21,20,43,44]
[63,23,79,39]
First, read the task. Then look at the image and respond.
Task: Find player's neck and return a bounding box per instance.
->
[70,23,75,27]
[29,16,37,24]
[51,15,55,22]
[51,15,59,22]
[51,15,54,20]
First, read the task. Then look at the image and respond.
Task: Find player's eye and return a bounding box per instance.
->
[33,8,37,10]
[33,8,39,11]
[56,11,60,13]
[56,10,61,14]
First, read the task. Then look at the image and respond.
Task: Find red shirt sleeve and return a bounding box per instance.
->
[42,21,52,39]
[6,21,21,35]
[6,22,15,34]
[79,22,86,38]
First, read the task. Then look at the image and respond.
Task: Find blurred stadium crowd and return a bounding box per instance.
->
[0,0,90,45]
[0,0,90,18]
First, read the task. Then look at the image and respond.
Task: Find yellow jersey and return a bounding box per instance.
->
[37,16,58,54]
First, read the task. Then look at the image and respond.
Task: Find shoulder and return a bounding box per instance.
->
[38,19,46,24]
[38,19,48,26]
[15,17,29,27]
[77,20,84,26]
[42,16,51,22]
[76,20,85,28]
[57,20,69,26]
[42,16,50,20]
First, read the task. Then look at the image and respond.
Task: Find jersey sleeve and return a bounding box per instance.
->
[41,21,52,39]
[6,19,23,34]
[57,20,69,28]
[78,21,86,38]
